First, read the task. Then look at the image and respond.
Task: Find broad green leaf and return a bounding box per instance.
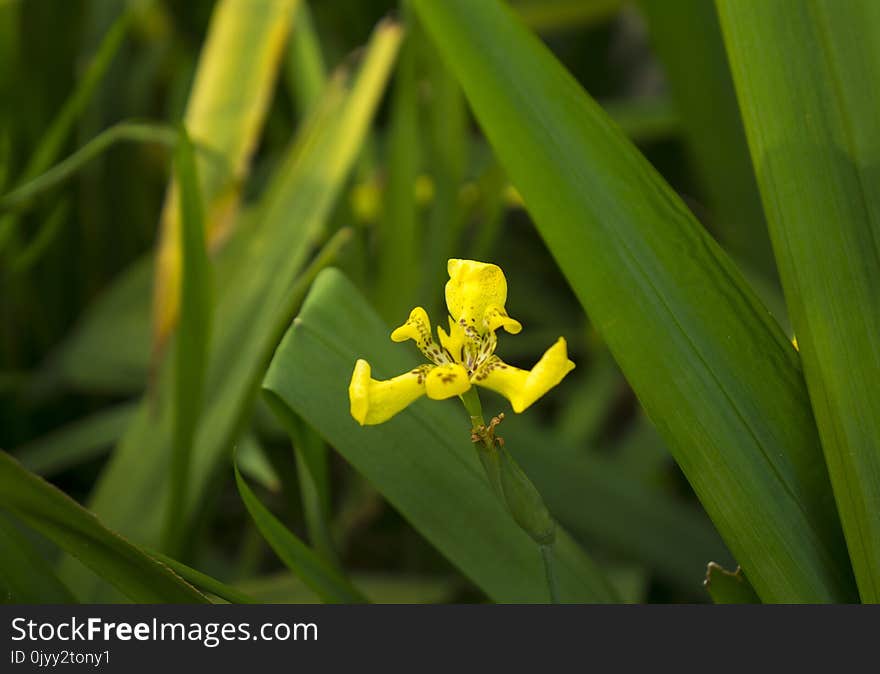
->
[234,463,366,604]
[0,511,77,604]
[263,269,618,603]
[0,452,208,603]
[717,0,880,602]
[164,125,214,554]
[704,562,760,604]
[63,23,401,600]
[410,0,855,602]
[152,0,299,347]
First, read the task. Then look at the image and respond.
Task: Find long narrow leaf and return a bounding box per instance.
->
[0,8,131,251]
[717,0,880,602]
[410,0,855,602]
[0,452,208,603]
[0,511,77,604]
[234,463,366,604]
[164,125,213,554]
[152,0,300,347]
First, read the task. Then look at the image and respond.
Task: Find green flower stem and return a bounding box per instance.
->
[540,543,560,604]
[459,388,560,603]
[459,387,485,427]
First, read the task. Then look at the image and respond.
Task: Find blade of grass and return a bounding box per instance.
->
[263,269,618,603]
[0,451,208,603]
[0,7,131,252]
[411,0,856,602]
[717,0,880,602]
[0,122,178,214]
[264,399,339,567]
[286,1,327,117]
[234,462,366,603]
[152,0,300,349]
[163,125,214,555]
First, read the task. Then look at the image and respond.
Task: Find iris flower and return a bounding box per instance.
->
[349,259,575,425]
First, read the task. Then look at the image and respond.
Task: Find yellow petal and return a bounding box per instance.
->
[424,363,471,400]
[445,259,516,333]
[473,338,575,413]
[390,306,448,364]
[483,303,522,334]
[437,317,467,363]
[349,359,432,425]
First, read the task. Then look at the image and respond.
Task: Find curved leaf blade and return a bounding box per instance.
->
[0,511,77,604]
[234,462,366,604]
[0,452,208,603]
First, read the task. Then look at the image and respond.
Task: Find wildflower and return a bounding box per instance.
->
[349,259,575,425]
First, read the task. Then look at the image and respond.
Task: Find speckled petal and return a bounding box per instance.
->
[425,363,471,400]
[390,306,449,364]
[473,338,575,413]
[349,359,433,425]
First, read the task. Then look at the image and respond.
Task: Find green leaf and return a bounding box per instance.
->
[0,511,77,604]
[143,550,257,604]
[234,461,366,604]
[152,0,300,346]
[0,452,208,603]
[0,7,131,251]
[717,0,880,602]
[286,1,327,117]
[263,269,617,603]
[165,124,214,554]
[0,122,178,215]
[704,562,760,604]
[63,22,401,600]
[263,398,339,567]
[410,0,855,602]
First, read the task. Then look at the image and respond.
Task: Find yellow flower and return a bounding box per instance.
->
[349,259,575,425]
